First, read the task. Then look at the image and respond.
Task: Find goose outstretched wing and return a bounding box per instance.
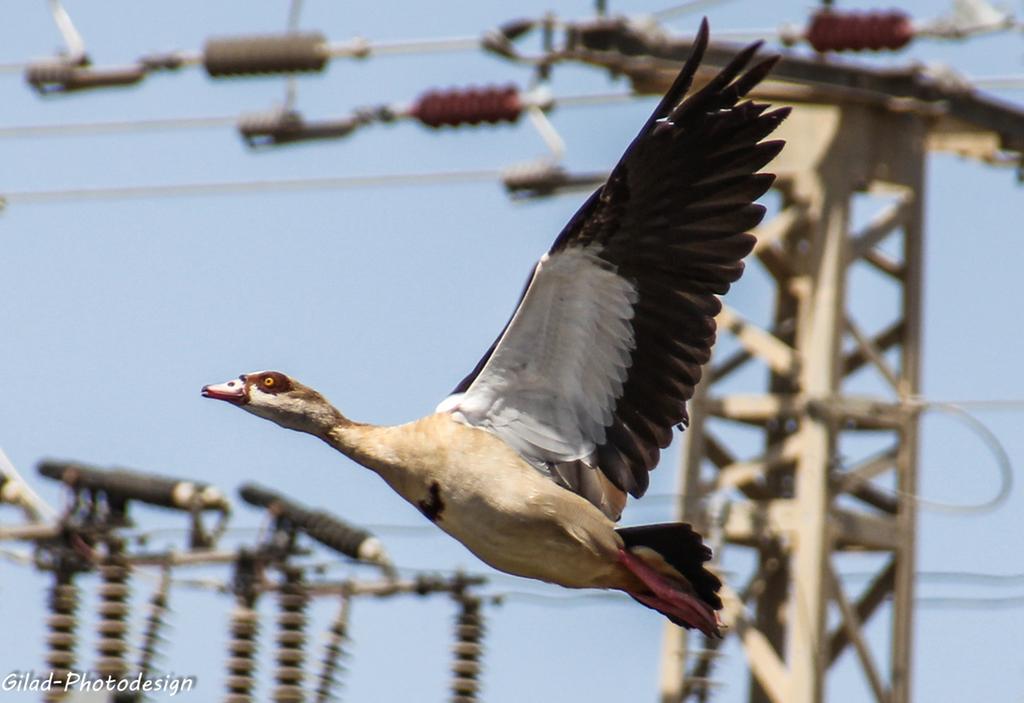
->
[440,22,788,519]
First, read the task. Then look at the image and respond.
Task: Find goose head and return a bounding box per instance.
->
[202,371,341,435]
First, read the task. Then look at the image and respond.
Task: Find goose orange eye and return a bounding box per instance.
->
[263,377,276,388]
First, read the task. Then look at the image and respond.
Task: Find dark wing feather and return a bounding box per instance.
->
[445,20,788,506]
[545,25,786,497]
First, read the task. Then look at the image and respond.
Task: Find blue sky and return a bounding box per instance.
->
[1,1,1022,701]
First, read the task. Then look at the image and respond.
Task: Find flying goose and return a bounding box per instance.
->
[202,23,787,637]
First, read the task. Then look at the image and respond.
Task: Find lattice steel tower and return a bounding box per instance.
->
[660,97,927,703]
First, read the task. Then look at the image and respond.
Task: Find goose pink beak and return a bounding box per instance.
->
[201,378,248,405]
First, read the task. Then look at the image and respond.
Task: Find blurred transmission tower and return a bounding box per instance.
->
[661,91,927,703]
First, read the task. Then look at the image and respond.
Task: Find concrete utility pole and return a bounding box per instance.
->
[659,100,927,703]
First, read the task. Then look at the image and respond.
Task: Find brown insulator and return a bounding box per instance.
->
[274,569,309,703]
[95,546,131,681]
[44,574,79,703]
[226,603,260,703]
[450,597,485,703]
[411,86,522,129]
[314,595,351,703]
[806,10,914,53]
[137,567,171,678]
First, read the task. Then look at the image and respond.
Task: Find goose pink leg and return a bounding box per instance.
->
[618,548,721,637]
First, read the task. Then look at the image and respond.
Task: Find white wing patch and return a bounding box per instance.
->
[447,246,638,465]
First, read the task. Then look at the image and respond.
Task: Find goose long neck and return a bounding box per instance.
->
[320,415,403,477]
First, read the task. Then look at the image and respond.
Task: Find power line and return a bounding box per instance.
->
[0,90,640,141]
[325,35,483,58]
[2,4,1021,96]
[30,520,1024,591]
[914,397,1024,411]
[903,400,1015,515]
[0,61,28,75]
[651,0,738,22]
[843,570,1024,587]
[971,75,1024,91]
[9,513,1024,612]
[0,115,237,139]
[498,589,1024,611]
[0,169,503,206]
[917,594,1024,610]
[0,34,487,80]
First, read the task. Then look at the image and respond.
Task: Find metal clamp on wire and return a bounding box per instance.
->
[25,59,146,94]
[238,108,383,148]
[137,50,192,72]
[567,15,663,57]
[502,161,605,199]
[481,18,538,61]
[239,482,393,574]
[37,459,230,546]
[25,0,147,94]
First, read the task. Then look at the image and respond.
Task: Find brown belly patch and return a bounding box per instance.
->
[417,481,445,522]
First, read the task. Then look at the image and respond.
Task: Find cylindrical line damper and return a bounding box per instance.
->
[204,32,328,77]
[238,483,379,562]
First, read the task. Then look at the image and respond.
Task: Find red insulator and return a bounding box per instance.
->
[411,85,522,129]
[806,10,914,53]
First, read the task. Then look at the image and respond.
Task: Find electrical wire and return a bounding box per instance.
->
[0,546,34,565]
[0,115,237,139]
[282,0,304,111]
[325,35,482,58]
[0,34,485,79]
[842,570,1024,587]
[651,0,738,22]
[286,0,303,32]
[898,400,1015,515]
[114,524,1024,595]
[0,91,639,141]
[498,588,1024,611]
[656,6,1024,52]
[497,590,625,605]
[550,91,638,108]
[970,75,1024,91]
[0,4,1019,82]
[0,60,30,74]
[916,594,1024,610]
[914,397,1024,411]
[119,524,1024,593]
[11,536,1024,608]
[0,169,503,206]
[7,537,1024,611]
